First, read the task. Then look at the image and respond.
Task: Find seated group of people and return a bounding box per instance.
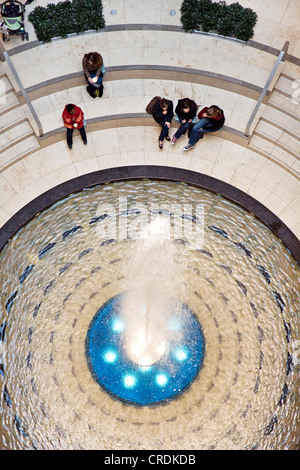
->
[62,51,225,151]
[152,97,225,150]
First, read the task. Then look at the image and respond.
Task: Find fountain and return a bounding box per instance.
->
[85,216,205,405]
[123,217,183,367]
[0,179,299,449]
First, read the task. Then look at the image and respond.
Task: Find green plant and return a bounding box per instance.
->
[200,0,221,32]
[180,0,257,41]
[180,0,202,31]
[216,2,257,41]
[28,0,105,43]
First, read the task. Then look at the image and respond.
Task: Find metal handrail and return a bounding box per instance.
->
[245,41,289,137]
[3,50,44,137]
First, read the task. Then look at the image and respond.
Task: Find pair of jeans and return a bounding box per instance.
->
[85,72,104,98]
[174,119,193,139]
[67,126,87,146]
[188,118,217,145]
[155,116,171,141]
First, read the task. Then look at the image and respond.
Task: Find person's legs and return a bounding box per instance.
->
[199,127,219,136]
[188,118,212,146]
[66,128,74,148]
[154,116,170,147]
[158,122,170,142]
[86,84,96,98]
[97,82,104,97]
[79,125,87,143]
[173,120,190,139]
[91,76,103,98]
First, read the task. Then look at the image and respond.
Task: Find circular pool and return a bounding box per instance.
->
[85,293,205,406]
[0,178,299,450]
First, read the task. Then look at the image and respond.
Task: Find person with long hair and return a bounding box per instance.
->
[152,97,174,149]
[82,52,105,98]
[171,97,197,144]
[184,105,225,151]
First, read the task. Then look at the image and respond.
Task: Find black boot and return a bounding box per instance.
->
[86,85,96,98]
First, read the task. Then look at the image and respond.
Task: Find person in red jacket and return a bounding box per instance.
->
[184,105,225,151]
[62,103,87,149]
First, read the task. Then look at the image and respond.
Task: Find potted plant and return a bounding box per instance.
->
[28,0,105,43]
[180,0,257,42]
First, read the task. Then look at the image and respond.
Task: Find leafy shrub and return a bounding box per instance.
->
[180,0,202,31]
[180,0,257,41]
[28,0,105,43]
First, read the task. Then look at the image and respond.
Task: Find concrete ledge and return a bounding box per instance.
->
[5,25,300,68]
[17,65,266,104]
[37,113,249,150]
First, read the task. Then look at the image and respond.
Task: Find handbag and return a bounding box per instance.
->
[146,96,161,114]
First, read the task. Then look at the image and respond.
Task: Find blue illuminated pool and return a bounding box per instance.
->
[85,293,205,406]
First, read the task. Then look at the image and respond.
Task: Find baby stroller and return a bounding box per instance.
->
[0,0,29,41]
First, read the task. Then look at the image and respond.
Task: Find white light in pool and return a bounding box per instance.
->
[103,350,117,363]
[123,374,137,388]
[174,347,188,361]
[112,317,125,333]
[126,327,166,366]
[156,373,168,387]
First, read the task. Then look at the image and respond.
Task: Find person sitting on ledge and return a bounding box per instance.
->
[171,97,198,144]
[62,103,87,149]
[82,51,105,98]
[184,105,225,151]
[152,97,174,149]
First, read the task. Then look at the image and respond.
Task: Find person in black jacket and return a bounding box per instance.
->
[172,98,198,144]
[152,98,174,149]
